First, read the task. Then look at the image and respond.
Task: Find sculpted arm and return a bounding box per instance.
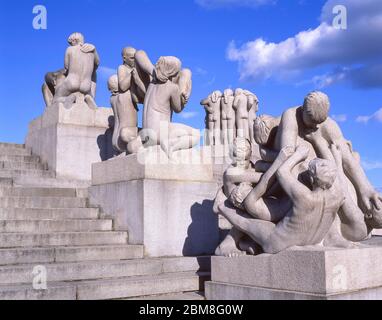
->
[170,85,184,113]
[118,66,132,92]
[276,146,312,202]
[64,48,70,72]
[94,49,100,68]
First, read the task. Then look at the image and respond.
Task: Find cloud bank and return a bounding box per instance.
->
[227,0,382,88]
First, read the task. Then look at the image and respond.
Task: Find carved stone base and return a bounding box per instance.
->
[25,103,114,181]
[206,237,382,300]
[89,148,220,257]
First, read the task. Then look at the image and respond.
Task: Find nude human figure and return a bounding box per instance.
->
[111,47,148,154]
[221,89,235,145]
[53,32,100,110]
[233,88,251,140]
[215,146,346,254]
[275,91,381,240]
[42,69,67,107]
[142,56,199,159]
[243,90,259,146]
[200,91,222,146]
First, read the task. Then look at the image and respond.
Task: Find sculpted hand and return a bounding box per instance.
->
[361,190,382,212]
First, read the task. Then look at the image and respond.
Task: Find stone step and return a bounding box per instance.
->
[78,272,209,300]
[0,155,40,163]
[1,161,46,171]
[0,245,144,266]
[127,291,205,300]
[0,187,87,198]
[0,256,210,285]
[0,169,54,179]
[0,231,128,248]
[0,196,88,208]
[0,219,113,233]
[0,271,208,300]
[0,208,99,220]
[13,176,90,188]
[0,147,31,156]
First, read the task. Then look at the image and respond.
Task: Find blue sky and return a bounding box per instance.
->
[0,0,381,185]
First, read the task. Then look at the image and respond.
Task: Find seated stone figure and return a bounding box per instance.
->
[42,69,67,107]
[215,145,346,254]
[52,32,100,110]
[142,56,200,159]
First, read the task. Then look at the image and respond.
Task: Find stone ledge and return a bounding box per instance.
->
[92,147,214,185]
[211,237,382,296]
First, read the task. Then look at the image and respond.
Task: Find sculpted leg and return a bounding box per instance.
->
[85,94,97,110]
[221,120,228,145]
[215,228,246,257]
[42,83,54,107]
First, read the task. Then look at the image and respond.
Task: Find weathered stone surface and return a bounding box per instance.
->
[89,178,219,257]
[25,103,114,181]
[207,238,382,300]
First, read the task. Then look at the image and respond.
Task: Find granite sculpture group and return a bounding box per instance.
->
[41,32,382,259]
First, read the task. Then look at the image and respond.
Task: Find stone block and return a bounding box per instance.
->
[206,238,382,300]
[89,148,220,257]
[25,103,115,181]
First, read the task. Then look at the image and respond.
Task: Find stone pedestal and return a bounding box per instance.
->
[25,103,115,181]
[206,237,382,300]
[89,147,220,257]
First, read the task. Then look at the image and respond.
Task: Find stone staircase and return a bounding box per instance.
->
[0,143,209,300]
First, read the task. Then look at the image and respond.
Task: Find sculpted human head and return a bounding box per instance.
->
[302,91,330,129]
[254,115,278,146]
[122,47,136,68]
[232,137,251,168]
[155,56,181,83]
[211,90,222,103]
[235,88,244,96]
[308,158,337,190]
[68,32,85,46]
[223,89,234,103]
[108,75,119,95]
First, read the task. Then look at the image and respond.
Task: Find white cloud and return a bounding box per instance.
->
[227,0,382,88]
[356,108,382,124]
[98,66,117,80]
[178,111,199,119]
[196,0,276,9]
[195,67,208,76]
[331,114,347,122]
[362,160,382,171]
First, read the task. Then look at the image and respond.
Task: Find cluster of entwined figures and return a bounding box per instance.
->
[213,91,382,256]
[42,32,382,257]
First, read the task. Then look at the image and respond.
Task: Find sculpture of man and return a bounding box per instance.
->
[233,88,250,139]
[221,89,236,145]
[110,47,149,154]
[200,91,222,146]
[274,91,382,240]
[244,90,259,146]
[52,32,100,109]
[142,56,199,159]
[42,69,67,107]
[215,145,346,254]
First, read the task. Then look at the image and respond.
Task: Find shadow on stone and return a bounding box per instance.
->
[182,200,219,256]
[97,115,116,161]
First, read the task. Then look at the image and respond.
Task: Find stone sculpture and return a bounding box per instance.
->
[49,32,100,110]
[221,89,236,146]
[213,91,382,256]
[201,91,222,146]
[110,47,151,154]
[142,56,200,159]
[202,88,259,147]
[42,69,67,107]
